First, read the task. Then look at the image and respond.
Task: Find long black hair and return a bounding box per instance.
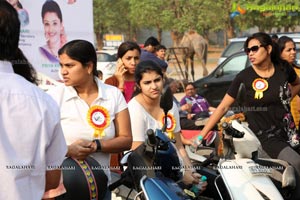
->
[12,48,38,85]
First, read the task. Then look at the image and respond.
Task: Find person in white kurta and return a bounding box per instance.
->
[0,61,67,200]
[0,2,67,199]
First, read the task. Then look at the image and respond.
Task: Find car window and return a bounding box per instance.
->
[222,41,244,57]
[97,53,111,62]
[222,54,248,75]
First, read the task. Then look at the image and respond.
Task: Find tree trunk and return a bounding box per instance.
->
[157,27,162,43]
[284,26,289,32]
[226,19,235,39]
[95,31,103,50]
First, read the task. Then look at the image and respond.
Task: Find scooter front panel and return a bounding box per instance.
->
[218,158,283,200]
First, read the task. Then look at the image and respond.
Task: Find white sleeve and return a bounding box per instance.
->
[44,97,67,169]
[46,122,67,169]
[128,99,147,142]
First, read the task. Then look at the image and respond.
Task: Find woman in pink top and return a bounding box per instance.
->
[105,41,141,102]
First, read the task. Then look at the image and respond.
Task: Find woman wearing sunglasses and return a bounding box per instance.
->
[195,32,300,200]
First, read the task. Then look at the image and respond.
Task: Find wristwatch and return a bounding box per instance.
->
[93,139,102,152]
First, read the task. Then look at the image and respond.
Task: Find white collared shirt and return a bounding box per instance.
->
[0,61,67,200]
[47,78,127,180]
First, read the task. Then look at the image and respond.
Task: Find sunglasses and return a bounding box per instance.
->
[245,45,264,55]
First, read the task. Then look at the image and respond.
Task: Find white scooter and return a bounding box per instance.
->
[185,114,296,200]
[185,84,296,200]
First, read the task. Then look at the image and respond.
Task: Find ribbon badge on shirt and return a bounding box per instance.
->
[87,105,110,138]
[252,78,268,99]
[161,113,176,139]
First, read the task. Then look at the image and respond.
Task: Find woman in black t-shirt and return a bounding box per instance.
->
[197,32,300,199]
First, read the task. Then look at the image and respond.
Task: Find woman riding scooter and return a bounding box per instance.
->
[128,60,207,190]
[196,32,300,200]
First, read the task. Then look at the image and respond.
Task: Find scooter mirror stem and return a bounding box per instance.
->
[147,129,156,146]
[160,86,173,133]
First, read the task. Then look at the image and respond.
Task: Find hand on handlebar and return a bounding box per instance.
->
[184,171,208,193]
[182,170,202,184]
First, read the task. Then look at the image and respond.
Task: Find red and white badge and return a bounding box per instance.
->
[252,78,268,99]
[87,105,110,138]
[161,113,176,139]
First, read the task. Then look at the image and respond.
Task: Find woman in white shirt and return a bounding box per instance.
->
[128,60,205,187]
[47,39,132,199]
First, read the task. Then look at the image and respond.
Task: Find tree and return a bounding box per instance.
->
[93,0,131,49]
[230,0,300,34]
[93,0,300,49]
[127,0,172,42]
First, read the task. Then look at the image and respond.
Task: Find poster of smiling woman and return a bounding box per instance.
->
[13,0,94,81]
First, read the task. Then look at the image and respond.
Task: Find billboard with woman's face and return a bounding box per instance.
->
[11,0,94,81]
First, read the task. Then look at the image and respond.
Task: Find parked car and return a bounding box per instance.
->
[196,48,300,107]
[96,49,117,81]
[218,33,300,65]
[195,51,250,107]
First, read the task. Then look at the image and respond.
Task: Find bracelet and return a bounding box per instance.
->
[93,139,102,152]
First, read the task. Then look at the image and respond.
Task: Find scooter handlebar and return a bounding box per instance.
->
[222,122,244,138]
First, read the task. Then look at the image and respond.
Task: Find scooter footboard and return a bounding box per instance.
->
[217,158,283,200]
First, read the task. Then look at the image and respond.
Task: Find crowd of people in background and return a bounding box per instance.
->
[2,0,300,198]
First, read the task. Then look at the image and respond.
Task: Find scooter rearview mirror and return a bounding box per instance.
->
[160,85,173,115]
[160,85,173,132]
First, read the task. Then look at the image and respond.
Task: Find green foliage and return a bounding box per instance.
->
[93,0,300,45]
[231,0,300,33]
[93,0,130,34]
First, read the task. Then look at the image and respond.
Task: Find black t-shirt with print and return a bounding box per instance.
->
[227,63,297,135]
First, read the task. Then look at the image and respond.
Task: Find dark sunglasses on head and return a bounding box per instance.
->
[245,45,264,55]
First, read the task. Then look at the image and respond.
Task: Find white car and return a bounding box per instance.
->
[96,49,117,81]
